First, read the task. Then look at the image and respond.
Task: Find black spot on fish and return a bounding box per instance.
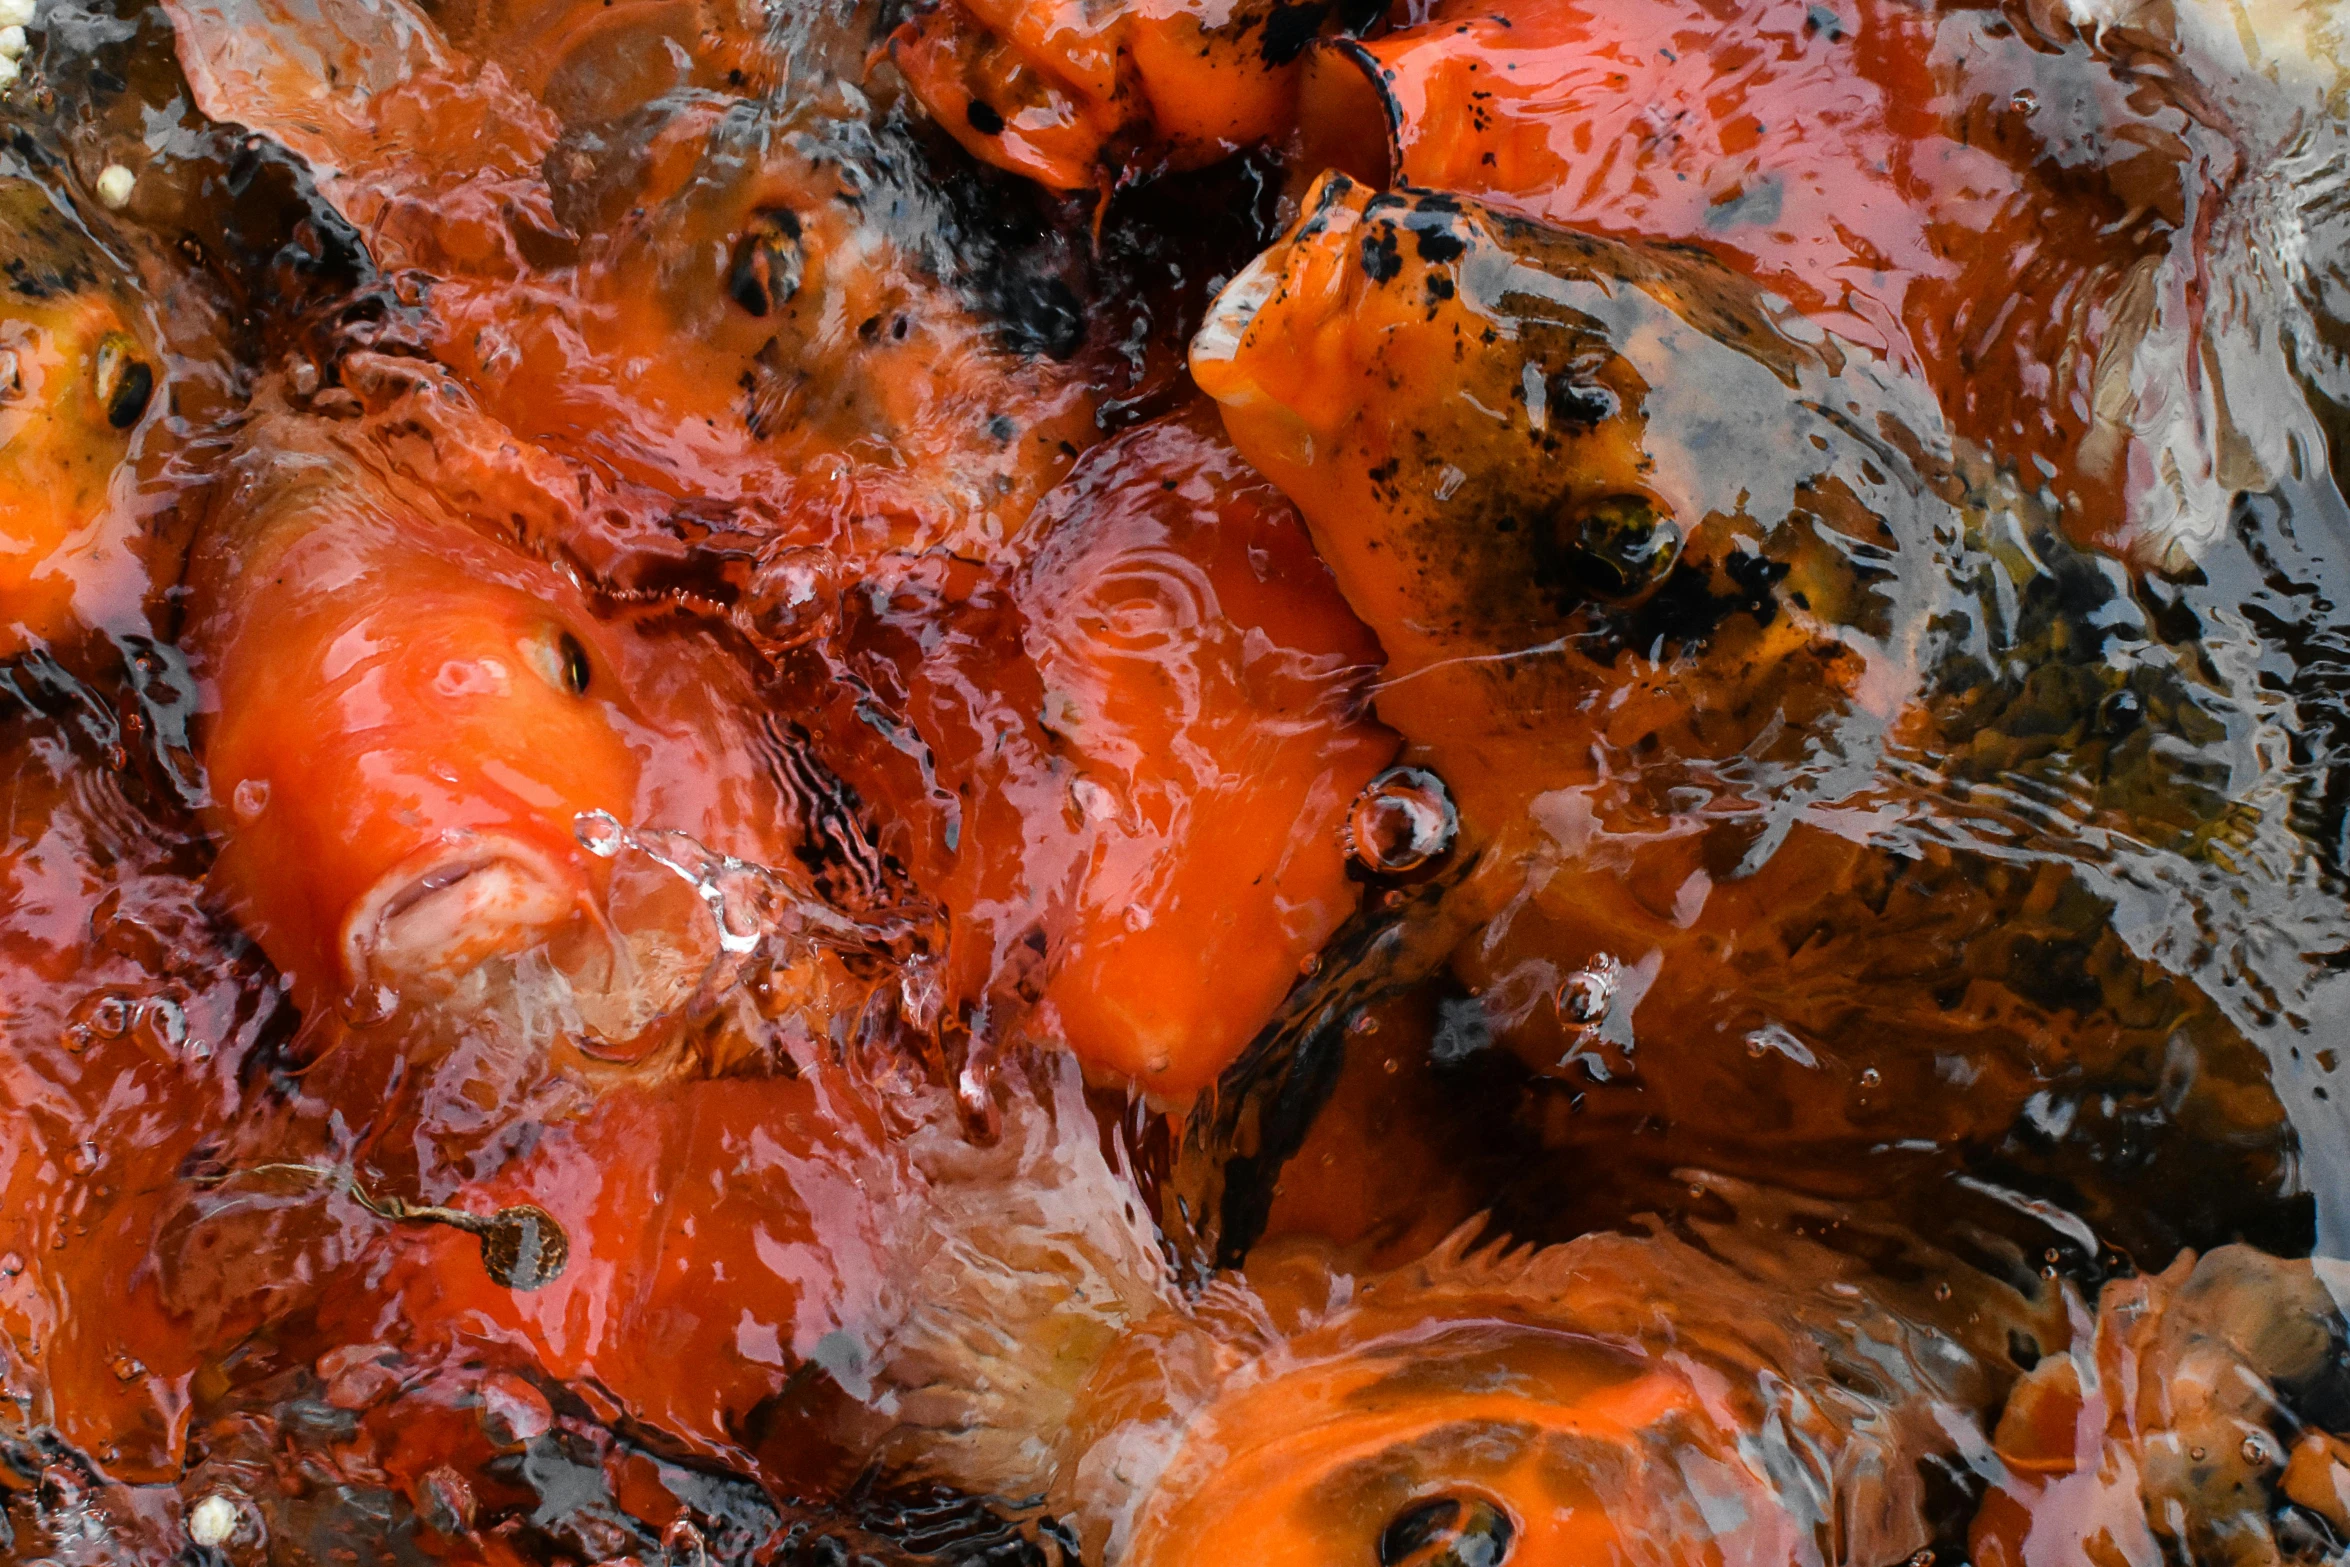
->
[966,99,1007,136]
[1360,225,1403,282]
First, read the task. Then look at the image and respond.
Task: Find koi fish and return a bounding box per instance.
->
[1190,172,1942,893]
[0,178,162,657]
[158,0,1100,562]
[887,0,1353,190]
[1319,0,2339,567]
[885,1172,2350,1567]
[186,393,805,1037]
[813,410,1393,1096]
[1187,174,2290,1194]
[0,714,280,1483]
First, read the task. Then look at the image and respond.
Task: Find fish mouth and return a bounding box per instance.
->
[1189,172,1364,410]
[342,835,593,994]
[1189,247,1286,381]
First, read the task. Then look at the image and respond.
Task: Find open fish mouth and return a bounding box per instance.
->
[341,835,593,993]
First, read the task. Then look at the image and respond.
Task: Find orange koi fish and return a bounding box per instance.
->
[186,395,803,1036]
[158,0,1100,563]
[884,1177,2350,1567]
[0,178,162,657]
[1188,174,2285,1181]
[1321,0,2324,565]
[888,0,1357,190]
[1191,173,1932,894]
[0,720,279,1482]
[817,410,1393,1096]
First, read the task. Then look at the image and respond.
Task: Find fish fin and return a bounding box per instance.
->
[873,1051,1184,1498]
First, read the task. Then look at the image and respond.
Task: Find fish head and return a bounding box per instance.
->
[1118,1316,1691,1567]
[1190,173,1721,672]
[1102,1218,2001,1567]
[1191,172,1958,858]
[0,179,161,652]
[195,423,647,1015]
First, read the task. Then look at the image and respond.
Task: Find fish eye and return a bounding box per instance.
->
[1558,493,1683,599]
[522,627,595,697]
[1378,1494,1517,1567]
[728,208,806,318]
[559,631,592,695]
[93,333,154,429]
[1544,369,1618,426]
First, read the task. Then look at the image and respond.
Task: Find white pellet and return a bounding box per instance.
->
[187,1492,239,1548]
[0,0,33,29]
[0,56,19,86]
[95,164,134,209]
[0,26,24,55]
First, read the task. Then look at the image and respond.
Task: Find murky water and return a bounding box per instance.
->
[7,0,2350,1558]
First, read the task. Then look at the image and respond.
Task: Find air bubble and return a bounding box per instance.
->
[575,809,628,858]
[1557,954,1622,1025]
[739,547,842,657]
[68,988,135,1045]
[110,1353,145,1381]
[1345,767,1458,875]
[1859,1067,1882,1088]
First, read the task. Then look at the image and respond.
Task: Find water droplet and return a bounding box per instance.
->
[1907,1551,1936,1567]
[2010,88,2038,113]
[1350,1012,1381,1036]
[1859,1067,1882,1088]
[110,1354,145,1382]
[231,777,270,821]
[2190,1446,2208,1462]
[0,1253,21,1279]
[69,989,135,1043]
[1345,767,1458,875]
[2243,1435,2271,1466]
[739,547,842,656]
[1298,952,1322,977]
[574,809,627,858]
[1932,1281,1953,1302]
[1557,954,1622,1025]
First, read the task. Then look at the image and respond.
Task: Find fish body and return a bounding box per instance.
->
[1106,1223,2009,1567]
[1327,0,2325,565]
[1192,172,1942,914]
[814,411,1393,1095]
[0,720,278,1483]
[1189,174,2288,1194]
[188,396,804,1038]
[160,0,1101,564]
[0,179,162,656]
[189,410,642,1017]
[888,0,1323,190]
